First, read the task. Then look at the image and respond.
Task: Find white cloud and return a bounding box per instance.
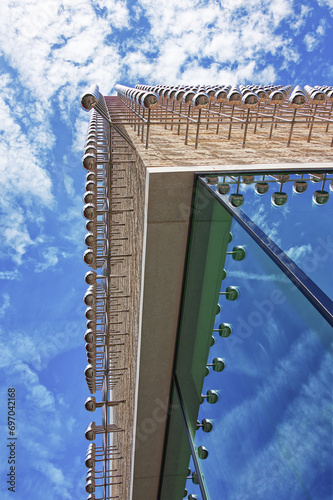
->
[0,84,53,206]
[0,1,128,264]
[95,0,129,28]
[286,243,312,263]
[0,293,10,317]
[72,115,90,153]
[0,318,84,498]
[289,4,312,33]
[0,0,322,267]
[66,417,77,433]
[258,64,277,83]
[269,0,293,26]
[0,334,41,369]
[0,319,82,371]
[316,0,333,10]
[0,270,22,280]
[0,318,84,495]
[126,0,301,84]
[0,73,55,264]
[0,1,330,499]
[228,270,289,283]
[304,18,327,51]
[35,247,59,272]
[2,210,34,265]
[304,32,318,51]
[63,173,76,198]
[202,331,332,499]
[30,384,56,411]
[251,205,282,244]
[0,1,125,103]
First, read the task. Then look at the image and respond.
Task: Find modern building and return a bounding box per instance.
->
[80,83,333,500]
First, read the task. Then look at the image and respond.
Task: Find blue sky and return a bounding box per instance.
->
[196,210,332,500]
[0,0,332,498]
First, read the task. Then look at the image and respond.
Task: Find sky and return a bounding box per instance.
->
[0,0,332,498]
[198,236,332,500]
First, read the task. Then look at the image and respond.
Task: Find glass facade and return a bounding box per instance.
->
[160,170,333,500]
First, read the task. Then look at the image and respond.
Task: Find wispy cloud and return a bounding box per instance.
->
[0,293,10,317]
[227,269,289,283]
[0,1,126,103]
[0,1,331,499]
[251,205,282,245]
[269,0,293,26]
[316,0,333,11]
[0,0,331,269]
[0,363,80,499]
[304,18,327,51]
[202,330,332,499]
[0,318,82,371]
[35,247,59,273]
[286,243,312,263]
[289,5,312,34]
[0,74,54,264]
[0,270,22,280]
[0,318,84,499]
[0,1,129,265]
[122,0,300,83]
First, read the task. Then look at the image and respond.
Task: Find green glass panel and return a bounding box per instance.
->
[193,216,332,500]
[175,181,232,435]
[159,386,193,500]
[172,178,332,499]
[184,455,204,500]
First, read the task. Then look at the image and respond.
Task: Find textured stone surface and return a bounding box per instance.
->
[125,105,333,168]
[107,127,147,500]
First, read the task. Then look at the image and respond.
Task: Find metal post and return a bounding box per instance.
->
[216,102,222,135]
[164,99,168,129]
[141,108,145,143]
[185,105,191,145]
[269,104,277,140]
[253,102,260,134]
[326,102,333,133]
[170,100,175,130]
[177,102,182,135]
[195,108,202,149]
[137,104,141,137]
[133,102,137,132]
[145,108,151,149]
[287,108,297,147]
[228,105,235,140]
[206,101,211,130]
[242,108,251,148]
[307,104,317,143]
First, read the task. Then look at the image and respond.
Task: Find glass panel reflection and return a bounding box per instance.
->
[194,217,332,500]
[159,386,193,500]
[208,172,333,300]
[185,455,204,500]
[175,181,232,435]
